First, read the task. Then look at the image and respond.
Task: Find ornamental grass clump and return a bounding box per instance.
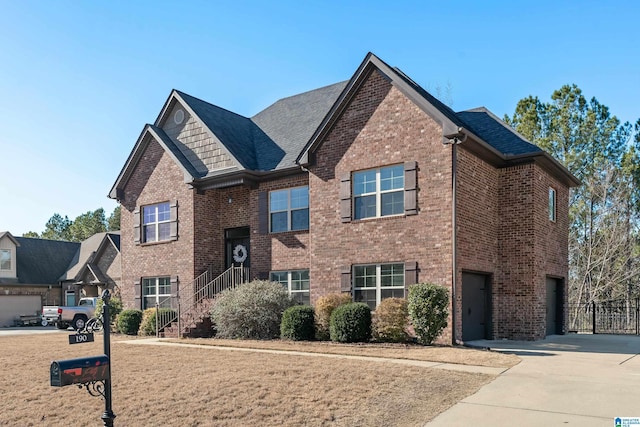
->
[139,307,177,336]
[329,302,372,343]
[407,283,449,345]
[210,280,295,339]
[116,309,143,335]
[372,297,409,343]
[281,305,315,341]
[314,293,352,340]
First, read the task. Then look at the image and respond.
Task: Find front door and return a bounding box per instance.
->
[546,277,561,336]
[225,227,250,268]
[462,272,492,341]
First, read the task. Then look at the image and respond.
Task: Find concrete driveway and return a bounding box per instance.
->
[428,334,640,426]
[0,326,66,336]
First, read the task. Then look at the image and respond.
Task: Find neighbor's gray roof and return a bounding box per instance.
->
[12,237,80,285]
[59,232,120,282]
[456,108,543,156]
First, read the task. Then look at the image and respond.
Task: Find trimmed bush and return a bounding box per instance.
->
[281,305,315,341]
[372,298,409,343]
[116,309,142,335]
[210,280,295,339]
[139,307,177,336]
[314,293,352,340]
[329,302,371,343]
[407,283,449,345]
[95,296,123,322]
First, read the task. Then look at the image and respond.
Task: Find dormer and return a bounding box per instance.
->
[0,232,20,279]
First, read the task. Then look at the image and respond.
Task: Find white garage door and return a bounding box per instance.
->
[0,295,42,327]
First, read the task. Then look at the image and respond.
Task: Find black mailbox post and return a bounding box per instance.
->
[49,289,115,426]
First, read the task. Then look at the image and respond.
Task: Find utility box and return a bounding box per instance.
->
[50,355,109,387]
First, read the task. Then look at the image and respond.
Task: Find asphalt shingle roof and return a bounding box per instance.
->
[13,237,80,285]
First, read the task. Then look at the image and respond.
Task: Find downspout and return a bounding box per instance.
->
[444,130,466,345]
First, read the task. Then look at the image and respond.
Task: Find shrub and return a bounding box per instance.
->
[407,283,449,345]
[329,302,371,343]
[314,293,352,340]
[95,296,123,322]
[210,280,295,339]
[372,298,409,343]
[116,309,143,335]
[139,307,177,336]
[281,305,315,341]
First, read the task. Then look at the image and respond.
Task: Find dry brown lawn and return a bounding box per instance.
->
[0,332,517,426]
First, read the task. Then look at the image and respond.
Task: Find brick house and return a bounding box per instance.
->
[109,53,578,342]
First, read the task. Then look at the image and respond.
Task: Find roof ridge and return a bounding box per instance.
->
[174,90,251,120]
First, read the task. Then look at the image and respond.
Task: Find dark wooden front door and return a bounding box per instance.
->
[546,277,560,336]
[462,273,492,341]
[225,227,250,268]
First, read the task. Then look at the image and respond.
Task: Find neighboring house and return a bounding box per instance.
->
[109,53,579,342]
[0,231,121,327]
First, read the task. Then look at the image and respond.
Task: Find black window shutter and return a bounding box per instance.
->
[339,173,352,223]
[257,271,269,280]
[134,279,142,309]
[133,207,141,245]
[404,161,418,216]
[170,276,178,308]
[169,200,178,241]
[258,191,268,234]
[404,261,418,295]
[340,265,352,294]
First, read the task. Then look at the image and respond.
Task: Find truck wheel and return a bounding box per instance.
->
[56,322,67,330]
[73,315,87,331]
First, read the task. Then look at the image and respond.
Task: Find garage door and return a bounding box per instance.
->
[0,295,42,327]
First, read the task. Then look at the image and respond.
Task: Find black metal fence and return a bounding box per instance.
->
[568,298,640,335]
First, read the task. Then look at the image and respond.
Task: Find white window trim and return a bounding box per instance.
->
[549,187,557,222]
[270,270,310,302]
[143,202,171,243]
[0,249,11,271]
[269,186,309,233]
[353,165,404,220]
[142,277,171,309]
[353,263,405,307]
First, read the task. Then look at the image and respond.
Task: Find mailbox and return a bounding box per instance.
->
[50,355,110,387]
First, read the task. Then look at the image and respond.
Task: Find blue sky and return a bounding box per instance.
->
[1,1,638,235]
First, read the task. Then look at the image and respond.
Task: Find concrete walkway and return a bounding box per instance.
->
[119,337,507,376]
[428,334,640,426]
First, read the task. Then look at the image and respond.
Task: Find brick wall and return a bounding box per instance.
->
[119,138,196,309]
[309,69,454,342]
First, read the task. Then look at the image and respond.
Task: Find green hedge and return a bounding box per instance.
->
[116,309,143,335]
[329,302,371,343]
[407,283,449,345]
[281,305,315,341]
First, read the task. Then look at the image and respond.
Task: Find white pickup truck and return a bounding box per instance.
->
[42,297,98,330]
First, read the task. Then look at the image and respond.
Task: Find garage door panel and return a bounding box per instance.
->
[0,295,42,327]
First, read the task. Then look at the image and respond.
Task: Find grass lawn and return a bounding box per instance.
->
[1,332,517,426]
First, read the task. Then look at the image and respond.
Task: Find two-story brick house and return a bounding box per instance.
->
[109,53,578,342]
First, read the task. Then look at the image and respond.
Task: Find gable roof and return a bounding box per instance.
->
[10,238,80,285]
[0,231,20,247]
[110,52,578,199]
[59,231,120,283]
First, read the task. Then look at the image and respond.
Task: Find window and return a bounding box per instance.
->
[269,186,309,233]
[271,270,310,305]
[353,263,404,309]
[142,277,172,309]
[143,202,171,242]
[0,249,10,270]
[353,165,404,220]
[549,187,556,222]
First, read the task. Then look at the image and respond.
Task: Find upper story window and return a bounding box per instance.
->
[353,263,405,310]
[271,270,310,305]
[549,187,556,222]
[344,161,418,221]
[143,202,171,242]
[270,186,309,233]
[0,249,11,270]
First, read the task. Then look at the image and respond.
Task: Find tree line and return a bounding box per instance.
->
[505,84,640,306]
[23,206,121,243]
